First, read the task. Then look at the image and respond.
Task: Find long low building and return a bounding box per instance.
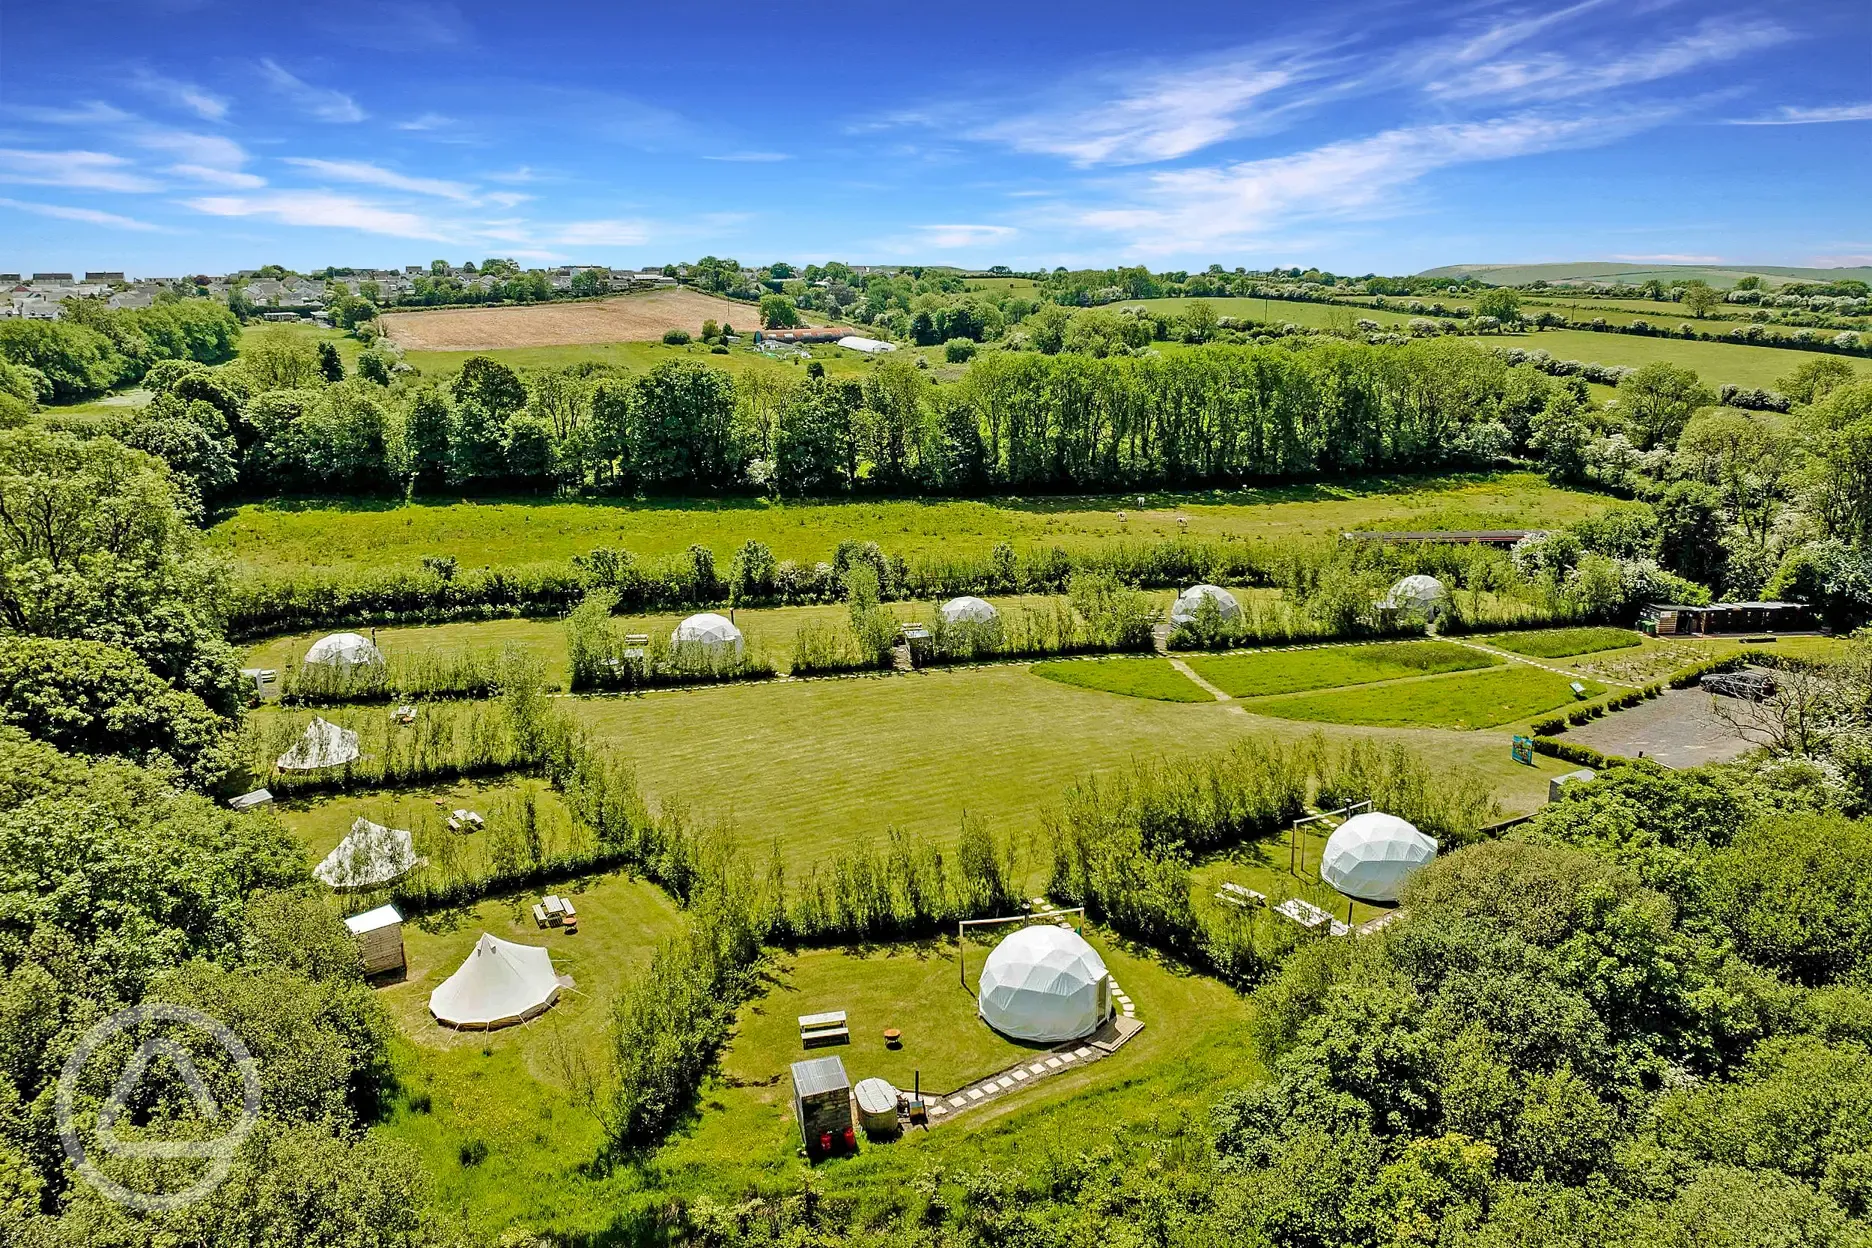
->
[754,326,855,344]
[1639,601,1814,636]
[1341,529,1539,546]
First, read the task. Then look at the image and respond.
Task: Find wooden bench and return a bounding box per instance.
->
[799,1010,850,1048]
[1217,883,1266,908]
[532,904,550,928]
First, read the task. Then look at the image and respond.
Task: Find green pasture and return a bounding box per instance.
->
[1487,626,1644,659]
[1463,327,1872,390]
[238,321,365,367]
[207,471,1607,577]
[1132,296,1417,331]
[1247,664,1604,730]
[1032,656,1212,702]
[1191,838,1389,929]
[1184,640,1498,698]
[564,661,1573,879]
[399,338,891,382]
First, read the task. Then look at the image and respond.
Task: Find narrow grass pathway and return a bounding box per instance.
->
[1168,658,1232,702]
[1442,636,1639,689]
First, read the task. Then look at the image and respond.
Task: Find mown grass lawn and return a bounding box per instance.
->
[206,471,1608,577]
[1248,664,1605,730]
[1031,656,1211,702]
[1487,626,1645,659]
[1462,327,1870,390]
[1184,640,1499,698]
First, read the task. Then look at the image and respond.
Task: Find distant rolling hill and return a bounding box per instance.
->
[1418,261,1872,289]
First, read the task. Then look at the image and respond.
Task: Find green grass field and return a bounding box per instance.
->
[1184,640,1499,698]
[1031,656,1212,702]
[1463,327,1871,390]
[398,337,905,382]
[208,472,1607,577]
[1487,626,1644,659]
[1248,664,1605,730]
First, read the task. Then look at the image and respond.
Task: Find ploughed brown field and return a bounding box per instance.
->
[379,289,759,350]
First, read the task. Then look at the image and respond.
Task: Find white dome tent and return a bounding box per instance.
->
[1170,584,1241,628]
[314,818,418,890]
[938,596,1000,627]
[977,925,1112,1043]
[429,933,562,1030]
[671,612,745,658]
[304,632,385,669]
[276,717,360,771]
[1381,575,1449,621]
[1319,812,1439,904]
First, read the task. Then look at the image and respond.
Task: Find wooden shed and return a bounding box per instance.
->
[790,1057,855,1160]
[1639,601,1812,637]
[344,903,406,977]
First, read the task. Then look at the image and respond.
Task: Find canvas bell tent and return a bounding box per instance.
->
[314,818,417,890]
[939,596,1000,627]
[429,933,562,1030]
[1170,584,1241,627]
[671,612,745,658]
[1319,811,1439,903]
[304,632,385,669]
[977,925,1112,1043]
[276,717,360,771]
[1381,575,1449,621]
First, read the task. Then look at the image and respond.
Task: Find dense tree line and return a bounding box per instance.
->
[0,300,240,403]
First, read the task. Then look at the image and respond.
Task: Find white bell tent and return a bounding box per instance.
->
[939,596,1000,627]
[1381,575,1449,620]
[429,933,562,1030]
[304,632,385,669]
[1319,812,1439,903]
[977,925,1111,1043]
[671,612,745,658]
[314,817,417,890]
[1170,584,1241,628]
[276,717,360,771]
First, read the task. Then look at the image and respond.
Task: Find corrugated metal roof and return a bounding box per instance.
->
[791,1057,849,1098]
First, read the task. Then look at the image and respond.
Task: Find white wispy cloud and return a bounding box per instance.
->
[183,190,449,239]
[919,223,1017,248]
[169,163,266,189]
[0,148,159,193]
[484,190,532,207]
[10,101,136,127]
[1427,18,1792,103]
[1731,102,1872,125]
[259,60,367,123]
[0,196,163,231]
[974,52,1315,166]
[283,157,475,201]
[554,219,652,247]
[485,166,536,183]
[132,70,229,121]
[1076,110,1668,250]
[135,128,249,170]
[396,112,457,132]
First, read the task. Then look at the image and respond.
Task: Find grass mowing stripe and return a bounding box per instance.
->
[1032,657,1213,702]
[1184,640,1500,698]
[1246,664,1604,730]
[1486,626,1645,659]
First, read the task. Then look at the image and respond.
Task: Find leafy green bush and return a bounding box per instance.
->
[279,647,507,705]
[564,589,773,692]
[661,328,691,345]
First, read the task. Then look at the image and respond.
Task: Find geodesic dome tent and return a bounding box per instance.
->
[1381,575,1449,620]
[314,817,417,890]
[304,631,385,669]
[939,596,1000,627]
[1319,812,1439,903]
[977,925,1111,1043]
[1170,584,1241,628]
[429,933,561,1030]
[276,717,360,771]
[671,612,745,658]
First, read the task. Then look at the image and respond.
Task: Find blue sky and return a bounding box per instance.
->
[1,0,1868,275]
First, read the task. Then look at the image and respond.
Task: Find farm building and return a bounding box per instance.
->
[344,903,406,976]
[836,336,896,353]
[277,717,360,771]
[977,925,1112,1043]
[1170,584,1241,628]
[1319,812,1438,903]
[429,933,561,1030]
[305,631,385,669]
[314,818,418,890]
[1343,529,1537,546]
[672,612,744,657]
[790,1056,856,1160]
[754,327,854,344]
[1638,601,1812,636]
